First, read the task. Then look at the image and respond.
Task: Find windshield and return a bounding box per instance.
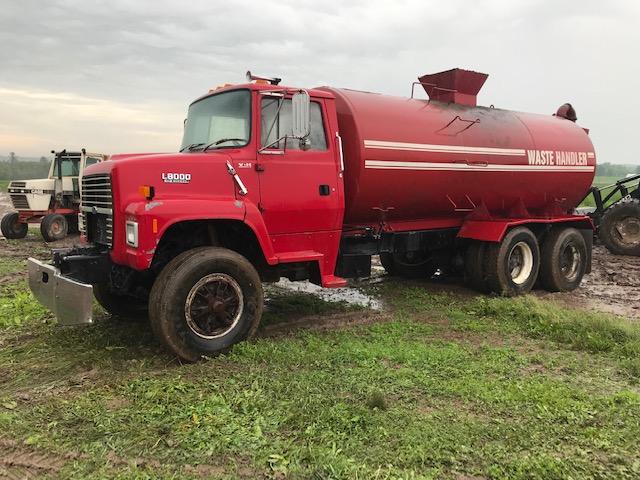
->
[181,90,251,151]
[52,158,80,177]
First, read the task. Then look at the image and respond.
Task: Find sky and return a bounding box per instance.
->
[0,0,638,164]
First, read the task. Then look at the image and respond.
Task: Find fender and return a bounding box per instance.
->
[457,215,594,243]
[116,198,276,270]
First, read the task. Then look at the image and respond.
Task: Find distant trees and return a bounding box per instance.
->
[595,162,639,178]
[0,153,50,180]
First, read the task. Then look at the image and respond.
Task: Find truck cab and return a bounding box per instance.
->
[28,78,347,361]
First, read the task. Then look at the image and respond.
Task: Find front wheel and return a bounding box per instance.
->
[1,212,28,239]
[149,247,264,362]
[93,283,148,320]
[40,214,68,242]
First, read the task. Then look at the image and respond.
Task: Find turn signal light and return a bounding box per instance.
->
[139,185,155,200]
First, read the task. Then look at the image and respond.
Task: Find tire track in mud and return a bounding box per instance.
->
[537,245,640,320]
[0,439,69,479]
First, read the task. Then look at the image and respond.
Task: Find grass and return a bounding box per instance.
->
[0,179,8,192]
[2,277,640,478]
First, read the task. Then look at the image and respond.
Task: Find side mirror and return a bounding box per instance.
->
[291,90,310,139]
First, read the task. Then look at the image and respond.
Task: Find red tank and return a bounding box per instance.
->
[320,69,596,228]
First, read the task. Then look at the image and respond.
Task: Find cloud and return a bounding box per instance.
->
[0,0,638,164]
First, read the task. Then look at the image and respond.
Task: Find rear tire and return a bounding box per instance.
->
[540,227,587,292]
[464,241,488,292]
[484,227,540,296]
[1,212,28,239]
[40,214,68,242]
[149,247,263,362]
[598,199,640,256]
[93,283,148,320]
[380,252,437,279]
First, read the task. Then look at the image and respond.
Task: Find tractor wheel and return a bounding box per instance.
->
[1,212,28,239]
[598,199,640,256]
[66,214,79,234]
[483,227,540,296]
[380,251,438,279]
[93,283,148,320]
[149,247,264,362]
[40,214,68,242]
[540,227,587,292]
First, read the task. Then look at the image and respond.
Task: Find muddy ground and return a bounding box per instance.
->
[1,190,639,320]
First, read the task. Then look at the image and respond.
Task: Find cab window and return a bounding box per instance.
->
[85,157,100,167]
[261,98,327,150]
[53,158,80,177]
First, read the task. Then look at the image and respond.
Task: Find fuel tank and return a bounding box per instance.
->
[319,69,596,228]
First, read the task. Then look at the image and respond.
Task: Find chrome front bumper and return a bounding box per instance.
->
[27,257,94,326]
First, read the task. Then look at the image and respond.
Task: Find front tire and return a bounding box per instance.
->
[598,199,640,256]
[149,247,263,362]
[1,212,28,239]
[93,283,148,320]
[540,227,587,292]
[484,227,540,296]
[40,213,68,242]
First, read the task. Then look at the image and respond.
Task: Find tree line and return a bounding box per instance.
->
[596,162,640,177]
[0,153,50,180]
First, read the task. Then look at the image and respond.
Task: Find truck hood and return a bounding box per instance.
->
[83,151,239,209]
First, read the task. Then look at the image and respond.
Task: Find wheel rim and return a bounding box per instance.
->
[184,273,243,339]
[51,219,63,236]
[12,219,23,234]
[508,241,534,285]
[559,243,581,281]
[613,216,640,247]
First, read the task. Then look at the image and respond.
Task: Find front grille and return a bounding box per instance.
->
[81,173,113,247]
[10,194,29,209]
[9,181,26,188]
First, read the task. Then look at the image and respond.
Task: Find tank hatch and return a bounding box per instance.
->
[418,68,488,106]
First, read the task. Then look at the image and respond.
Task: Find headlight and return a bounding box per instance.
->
[126,221,138,247]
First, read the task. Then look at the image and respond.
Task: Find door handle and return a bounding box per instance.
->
[319,185,330,196]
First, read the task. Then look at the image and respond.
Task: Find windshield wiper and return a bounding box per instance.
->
[179,143,205,152]
[202,138,247,152]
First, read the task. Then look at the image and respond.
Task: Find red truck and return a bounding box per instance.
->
[28,69,596,361]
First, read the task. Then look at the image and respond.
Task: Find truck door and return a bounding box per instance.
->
[256,95,341,235]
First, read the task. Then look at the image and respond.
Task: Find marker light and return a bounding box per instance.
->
[139,185,154,200]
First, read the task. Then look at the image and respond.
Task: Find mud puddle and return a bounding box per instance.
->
[267,278,383,310]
